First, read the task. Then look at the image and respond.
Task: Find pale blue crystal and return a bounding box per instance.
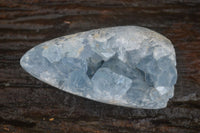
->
[91,67,132,102]
[20,26,177,109]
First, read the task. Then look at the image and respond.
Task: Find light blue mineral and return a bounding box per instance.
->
[20,26,177,109]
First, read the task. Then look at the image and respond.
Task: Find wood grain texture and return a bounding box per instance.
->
[0,0,200,133]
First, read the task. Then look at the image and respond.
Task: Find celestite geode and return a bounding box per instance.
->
[20,26,177,109]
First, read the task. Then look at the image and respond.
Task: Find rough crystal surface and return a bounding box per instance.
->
[20,26,177,109]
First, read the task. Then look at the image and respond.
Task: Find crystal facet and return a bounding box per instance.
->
[20,26,177,109]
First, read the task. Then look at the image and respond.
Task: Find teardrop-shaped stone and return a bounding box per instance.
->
[20,26,177,109]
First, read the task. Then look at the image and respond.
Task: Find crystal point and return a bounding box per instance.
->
[20,26,177,109]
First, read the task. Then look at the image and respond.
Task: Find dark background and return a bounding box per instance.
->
[0,0,200,133]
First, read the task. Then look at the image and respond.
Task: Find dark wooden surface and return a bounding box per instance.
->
[0,0,200,133]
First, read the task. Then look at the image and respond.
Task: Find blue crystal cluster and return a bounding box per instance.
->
[20,26,177,109]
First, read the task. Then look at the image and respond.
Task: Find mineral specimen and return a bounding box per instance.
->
[20,26,177,109]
